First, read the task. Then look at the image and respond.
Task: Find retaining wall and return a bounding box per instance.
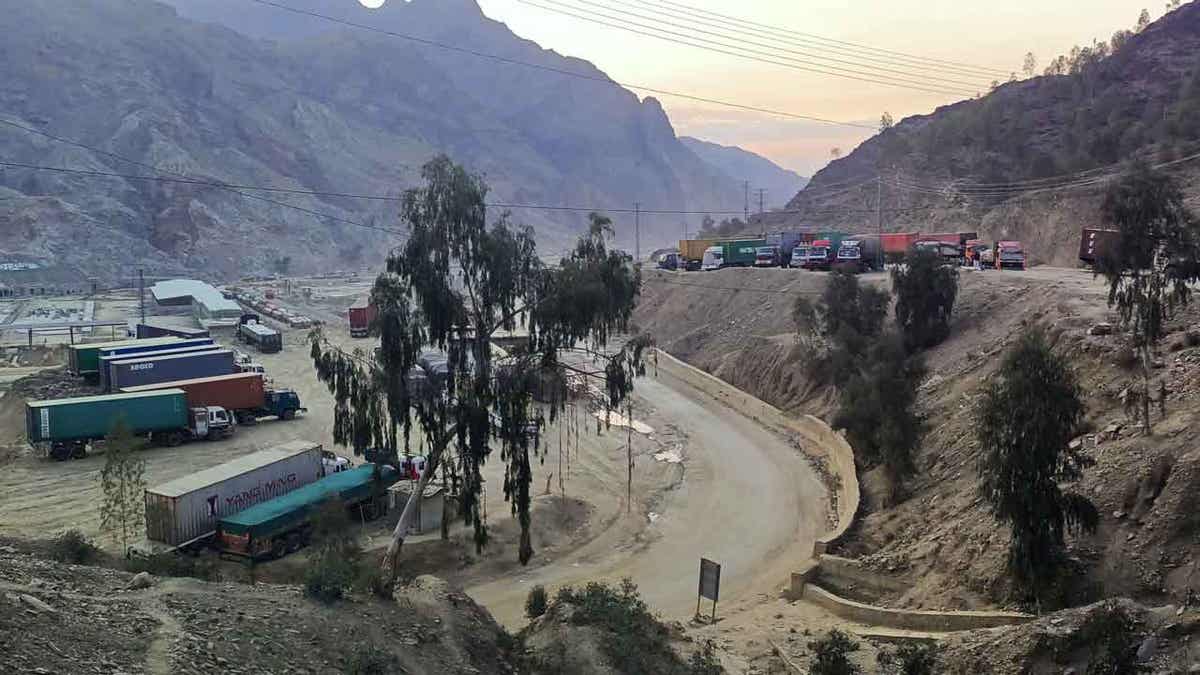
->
[804,584,1033,632]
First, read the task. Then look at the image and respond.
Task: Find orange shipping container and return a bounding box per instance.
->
[121,372,266,411]
[880,232,920,253]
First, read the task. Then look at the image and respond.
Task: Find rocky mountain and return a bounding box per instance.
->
[778,3,1200,266]
[678,137,807,209]
[0,0,743,283]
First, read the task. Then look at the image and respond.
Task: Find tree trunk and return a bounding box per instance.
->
[382,444,444,587]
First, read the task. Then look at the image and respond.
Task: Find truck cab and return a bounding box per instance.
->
[807,240,834,270]
[701,246,724,271]
[998,241,1026,270]
[754,246,780,267]
[322,449,352,473]
[789,244,810,268]
[264,389,305,420]
[192,406,233,440]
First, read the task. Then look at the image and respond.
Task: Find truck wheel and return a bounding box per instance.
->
[50,444,71,462]
[286,532,302,553]
[167,431,185,447]
[269,538,287,559]
[71,443,87,460]
[280,409,295,421]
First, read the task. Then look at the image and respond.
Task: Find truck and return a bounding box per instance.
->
[134,322,210,340]
[1079,228,1119,266]
[68,337,183,379]
[997,240,1027,270]
[722,239,767,267]
[216,464,398,560]
[238,314,282,353]
[26,389,232,461]
[144,440,333,548]
[107,349,236,393]
[99,343,221,392]
[348,300,378,338]
[880,232,921,258]
[701,245,724,271]
[789,243,811,268]
[836,236,882,272]
[121,372,306,424]
[766,231,806,267]
[754,245,780,267]
[678,239,716,271]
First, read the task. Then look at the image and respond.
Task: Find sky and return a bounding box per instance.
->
[441,0,1163,176]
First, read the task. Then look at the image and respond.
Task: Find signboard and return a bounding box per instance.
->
[696,557,721,621]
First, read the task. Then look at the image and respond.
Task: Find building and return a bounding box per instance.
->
[150,279,243,328]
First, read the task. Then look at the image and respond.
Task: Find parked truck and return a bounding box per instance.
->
[121,372,306,424]
[134,322,210,340]
[237,315,282,353]
[678,239,716,271]
[1079,228,1119,267]
[721,239,767,267]
[26,389,232,461]
[701,245,724,271]
[837,236,883,272]
[880,232,921,258]
[766,231,806,267]
[99,343,221,392]
[107,349,236,393]
[997,240,1027,270]
[144,440,332,548]
[348,300,377,338]
[68,337,183,379]
[216,464,398,560]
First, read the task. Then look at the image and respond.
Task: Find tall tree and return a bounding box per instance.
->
[310,155,646,582]
[794,269,889,381]
[891,248,959,352]
[1098,162,1200,434]
[99,417,146,554]
[1022,52,1038,78]
[879,112,895,132]
[976,329,1097,605]
[1136,8,1151,32]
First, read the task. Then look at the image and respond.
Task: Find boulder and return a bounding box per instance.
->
[127,572,154,590]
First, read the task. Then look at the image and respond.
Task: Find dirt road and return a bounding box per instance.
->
[467,354,827,627]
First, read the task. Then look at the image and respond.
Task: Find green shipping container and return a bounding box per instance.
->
[721,239,767,267]
[26,389,189,444]
[68,337,181,377]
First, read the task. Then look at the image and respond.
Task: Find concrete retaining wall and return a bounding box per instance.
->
[804,584,1033,632]
[816,555,908,594]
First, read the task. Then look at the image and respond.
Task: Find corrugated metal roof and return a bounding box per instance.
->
[28,388,186,407]
[151,279,241,314]
[148,441,322,498]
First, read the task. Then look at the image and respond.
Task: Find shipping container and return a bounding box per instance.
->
[122,372,266,411]
[837,235,882,271]
[26,389,189,446]
[721,239,767,267]
[144,440,325,546]
[238,320,282,353]
[109,350,236,392]
[880,232,921,254]
[99,343,220,392]
[136,323,210,340]
[69,337,182,377]
[217,464,397,559]
[348,299,378,338]
[678,239,717,270]
[1079,228,1119,265]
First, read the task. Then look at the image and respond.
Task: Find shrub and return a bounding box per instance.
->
[808,629,860,675]
[1186,330,1200,348]
[877,644,939,675]
[50,529,99,564]
[1080,602,1147,675]
[305,551,356,603]
[525,584,549,619]
[126,552,219,581]
[304,498,361,603]
[891,248,959,351]
[689,640,723,675]
[344,644,398,675]
[355,562,392,600]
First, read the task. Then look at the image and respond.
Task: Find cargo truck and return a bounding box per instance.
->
[348,300,378,338]
[237,315,282,353]
[722,239,767,267]
[144,440,332,548]
[766,231,806,267]
[701,245,724,271]
[26,389,232,461]
[1079,228,1118,266]
[107,349,236,393]
[837,236,882,272]
[880,232,921,259]
[997,240,1027,270]
[99,343,221,392]
[121,372,306,424]
[678,239,716,271]
[216,464,398,560]
[68,337,183,379]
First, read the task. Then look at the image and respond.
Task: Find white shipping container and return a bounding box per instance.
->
[145,440,325,546]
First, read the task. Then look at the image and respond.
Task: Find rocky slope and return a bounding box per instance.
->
[0,0,743,283]
[776,2,1200,266]
[679,137,807,210]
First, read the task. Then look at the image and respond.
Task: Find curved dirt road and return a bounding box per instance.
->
[467,355,828,627]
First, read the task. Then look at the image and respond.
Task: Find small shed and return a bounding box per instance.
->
[386,483,445,535]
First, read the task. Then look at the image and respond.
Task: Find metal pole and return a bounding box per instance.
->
[139,269,146,323]
[634,202,641,263]
[757,189,766,237]
[876,176,883,270]
[743,181,749,225]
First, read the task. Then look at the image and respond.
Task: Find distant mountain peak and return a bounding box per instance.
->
[680,137,807,210]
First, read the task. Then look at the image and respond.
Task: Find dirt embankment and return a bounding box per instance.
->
[637,266,1200,614]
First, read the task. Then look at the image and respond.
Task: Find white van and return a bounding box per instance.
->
[701,246,724,271]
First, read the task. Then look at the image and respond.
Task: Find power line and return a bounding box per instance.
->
[515,0,979,96]
[641,0,1009,77]
[244,0,876,130]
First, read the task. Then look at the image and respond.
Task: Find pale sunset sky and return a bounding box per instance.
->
[462,0,1162,175]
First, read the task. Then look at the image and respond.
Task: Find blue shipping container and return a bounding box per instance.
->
[99,344,220,392]
[109,350,236,391]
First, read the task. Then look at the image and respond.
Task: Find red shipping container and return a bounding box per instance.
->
[348,301,378,338]
[121,372,266,411]
[880,232,920,253]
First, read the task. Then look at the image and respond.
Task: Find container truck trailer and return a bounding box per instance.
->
[26,389,232,461]
[99,343,221,392]
[348,300,377,338]
[68,337,183,379]
[144,440,329,548]
[1079,228,1118,266]
[997,241,1027,269]
[678,239,716,271]
[766,231,806,267]
[237,315,282,353]
[134,323,211,340]
[216,464,398,560]
[721,239,767,267]
[107,349,236,392]
[121,372,306,424]
[837,236,882,272]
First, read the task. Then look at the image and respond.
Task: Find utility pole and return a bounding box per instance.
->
[875,176,884,271]
[138,269,146,324]
[634,202,641,264]
[755,189,767,237]
[743,180,749,226]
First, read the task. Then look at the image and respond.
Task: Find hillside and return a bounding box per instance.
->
[679,137,807,209]
[777,2,1200,266]
[0,0,743,283]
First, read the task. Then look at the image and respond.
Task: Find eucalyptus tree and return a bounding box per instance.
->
[310,155,646,581]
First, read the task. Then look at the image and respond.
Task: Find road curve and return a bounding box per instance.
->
[466,354,828,627]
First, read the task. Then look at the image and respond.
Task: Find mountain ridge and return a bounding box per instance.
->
[679,136,807,210]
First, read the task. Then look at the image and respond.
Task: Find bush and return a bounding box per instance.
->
[305,551,356,603]
[126,552,219,581]
[877,644,939,675]
[891,248,959,351]
[50,529,99,564]
[344,644,398,675]
[304,498,361,603]
[808,629,860,675]
[688,640,723,675]
[354,562,392,600]
[1080,602,1147,675]
[525,584,549,619]
[1186,330,1200,348]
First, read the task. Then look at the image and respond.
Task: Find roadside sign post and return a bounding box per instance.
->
[697,557,721,622]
